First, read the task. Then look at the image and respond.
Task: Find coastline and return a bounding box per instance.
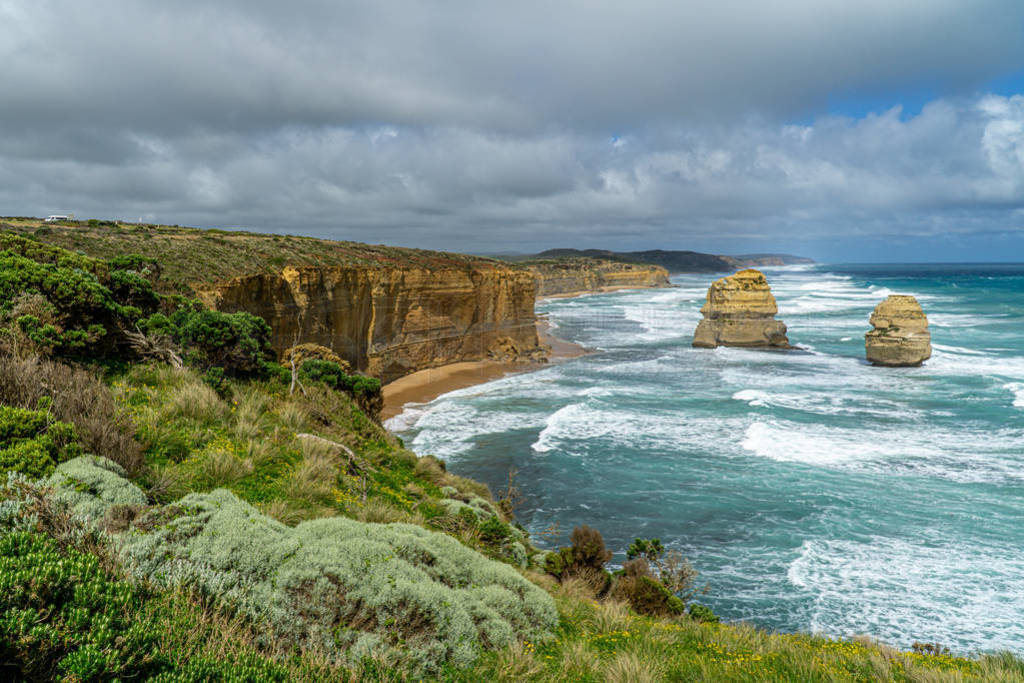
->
[381,318,589,421]
[538,283,673,300]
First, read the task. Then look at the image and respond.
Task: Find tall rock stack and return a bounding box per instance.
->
[865,295,932,366]
[692,269,791,349]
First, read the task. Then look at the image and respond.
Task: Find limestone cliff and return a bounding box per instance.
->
[524,258,670,297]
[865,295,932,367]
[3,221,546,383]
[692,269,791,349]
[532,248,814,273]
[197,265,542,383]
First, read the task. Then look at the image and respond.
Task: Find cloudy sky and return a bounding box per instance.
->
[3,1,1024,261]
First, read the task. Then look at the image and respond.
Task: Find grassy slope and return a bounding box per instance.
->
[1,223,1020,681]
[13,365,1014,682]
[1,218,520,290]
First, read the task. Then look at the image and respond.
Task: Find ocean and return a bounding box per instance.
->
[388,263,1024,654]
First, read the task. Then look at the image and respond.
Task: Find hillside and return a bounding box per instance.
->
[531,248,814,273]
[3,219,541,382]
[0,223,1016,681]
[2,218,517,288]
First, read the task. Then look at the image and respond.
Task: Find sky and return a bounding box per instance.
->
[2,1,1024,262]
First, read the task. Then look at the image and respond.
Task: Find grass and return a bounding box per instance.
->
[2,357,1023,679]
[461,590,1015,682]
[7,362,1019,680]
[112,363,518,550]
[1,218,524,291]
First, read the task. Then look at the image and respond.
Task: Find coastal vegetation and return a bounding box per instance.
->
[1,223,1021,680]
[1,218,518,291]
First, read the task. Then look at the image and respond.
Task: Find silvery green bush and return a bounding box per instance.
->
[47,457,557,673]
[46,455,147,519]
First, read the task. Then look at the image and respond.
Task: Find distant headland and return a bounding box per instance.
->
[516,248,814,273]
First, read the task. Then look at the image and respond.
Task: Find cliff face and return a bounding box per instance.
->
[865,295,932,367]
[525,259,670,297]
[198,265,541,383]
[692,269,791,349]
[531,248,814,273]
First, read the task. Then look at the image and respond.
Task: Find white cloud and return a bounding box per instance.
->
[1,2,1024,259]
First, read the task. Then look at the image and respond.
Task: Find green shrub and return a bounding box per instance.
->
[299,359,383,419]
[0,232,105,276]
[0,478,330,682]
[0,531,162,681]
[43,458,557,674]
[298,358,346,387]
[544,525,613,595]
[688,602,719,623]
[626,537,665,563]
[610,559,684,616]
[261,360,292,385]
[0,240,165,360]
[202,366,229,396]
[148,307,273,376]
[108,268,160,312]
[624,537,703,605]
[108,254,162,283]
[0,252,130,357]
[478,516,511,544]
[0,404,81,478]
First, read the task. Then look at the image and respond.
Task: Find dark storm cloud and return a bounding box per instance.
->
[2,1,1024,259]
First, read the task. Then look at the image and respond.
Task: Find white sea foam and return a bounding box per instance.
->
[531,403,587,454]
[531,400,747,455]
[409,401,548,460]
[740,419,1024,484]
[740,420,936,466]
[731,388,920,419]
[732,389,770,406]
[1006,383,1024,408]
[931,342,989,356]
[383,404,430,433]
[928,313,997,328]
[621,303,698,342]
[787,537,1024,652]
[928,346,1024,380]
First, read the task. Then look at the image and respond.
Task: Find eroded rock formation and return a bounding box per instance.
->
[692,269,791,349]
[865,295,931,366]
[198,265,542,383]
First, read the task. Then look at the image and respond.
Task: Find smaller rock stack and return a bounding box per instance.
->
[692,269,791,349]
[865,295,932,366]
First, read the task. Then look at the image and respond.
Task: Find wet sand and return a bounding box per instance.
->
[381,319,588,421]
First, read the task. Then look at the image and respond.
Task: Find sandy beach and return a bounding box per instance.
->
[381,318,589,421]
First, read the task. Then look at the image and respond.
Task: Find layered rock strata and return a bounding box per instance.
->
[865,295,932,366]
[692,269,791,349]
[198,265,542,383]
[525,258,671,297]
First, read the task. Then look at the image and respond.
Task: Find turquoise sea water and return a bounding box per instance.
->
[389,264,1024,654]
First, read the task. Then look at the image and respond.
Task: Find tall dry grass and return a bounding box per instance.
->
[0,354,144,474]
[163,378,228,425]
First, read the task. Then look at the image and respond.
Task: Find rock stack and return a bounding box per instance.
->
[865,295,931,366]
[692,269,791,349]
